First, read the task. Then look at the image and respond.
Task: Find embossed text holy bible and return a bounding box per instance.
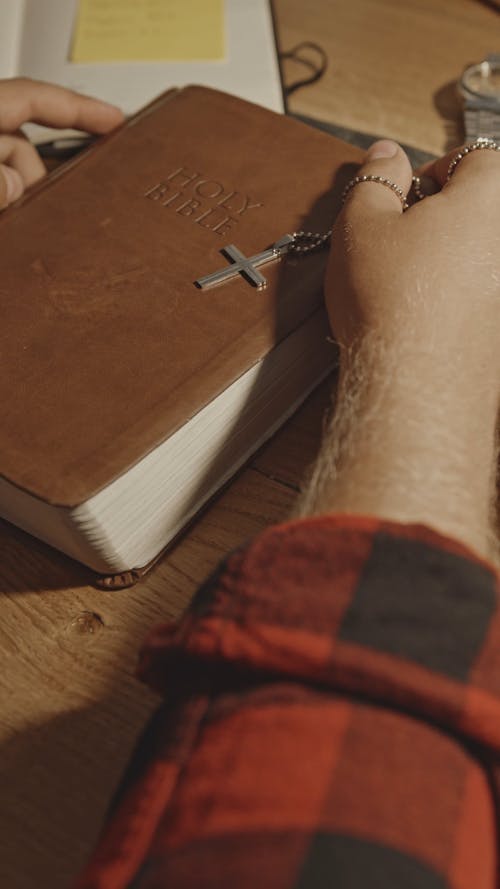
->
[0,86,362,580]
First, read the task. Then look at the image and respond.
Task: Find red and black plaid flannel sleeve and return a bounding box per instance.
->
[76,515,500,889]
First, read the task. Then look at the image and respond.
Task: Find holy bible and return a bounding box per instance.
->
[0,85,362,578]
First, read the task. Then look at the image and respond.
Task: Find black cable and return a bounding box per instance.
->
[279,41,328,97]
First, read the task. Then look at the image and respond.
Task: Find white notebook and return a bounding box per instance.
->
[0,0,284,143]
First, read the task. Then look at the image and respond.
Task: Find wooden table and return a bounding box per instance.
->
[1,2,498,886]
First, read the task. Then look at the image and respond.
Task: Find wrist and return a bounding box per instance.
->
[341,324,500,401]
[300,331,499,559]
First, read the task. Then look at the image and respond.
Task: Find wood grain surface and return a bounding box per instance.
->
[274,0,499,154]
[2,1,499,886]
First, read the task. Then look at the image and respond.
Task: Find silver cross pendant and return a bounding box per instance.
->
[195,234,295,291]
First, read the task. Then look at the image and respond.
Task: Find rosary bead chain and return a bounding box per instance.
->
[291,229,332,254]
[446,137,500,181]
[342,174,409,210]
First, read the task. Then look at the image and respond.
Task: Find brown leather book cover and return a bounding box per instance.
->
[0,86,362,514]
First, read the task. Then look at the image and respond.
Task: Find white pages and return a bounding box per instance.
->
[0,313,333,573]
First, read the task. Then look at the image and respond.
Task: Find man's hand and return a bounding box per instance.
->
[0,78,124,208]
[298,139,500,559]
[326,139,500,372]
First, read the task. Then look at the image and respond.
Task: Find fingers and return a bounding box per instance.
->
[0,77,124,134]
[0,132,45,183]
[0,77,124,210]
[342,140,413,221]
[418,142,500,195]
[0,132,46,208]
[0,166,23,208]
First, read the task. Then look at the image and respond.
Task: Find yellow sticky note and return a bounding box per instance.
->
[71,0,225,63]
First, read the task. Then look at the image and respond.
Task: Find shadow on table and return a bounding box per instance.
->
[0,685,157,889]
[0,518,94,594]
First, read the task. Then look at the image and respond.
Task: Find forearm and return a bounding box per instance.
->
[296,331,499,559]
[76,518,500,889]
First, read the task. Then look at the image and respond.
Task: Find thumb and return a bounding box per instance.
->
[343,139,413,220]
[0,164,24,209]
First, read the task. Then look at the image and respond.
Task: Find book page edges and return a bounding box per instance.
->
[0,311,335,574]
